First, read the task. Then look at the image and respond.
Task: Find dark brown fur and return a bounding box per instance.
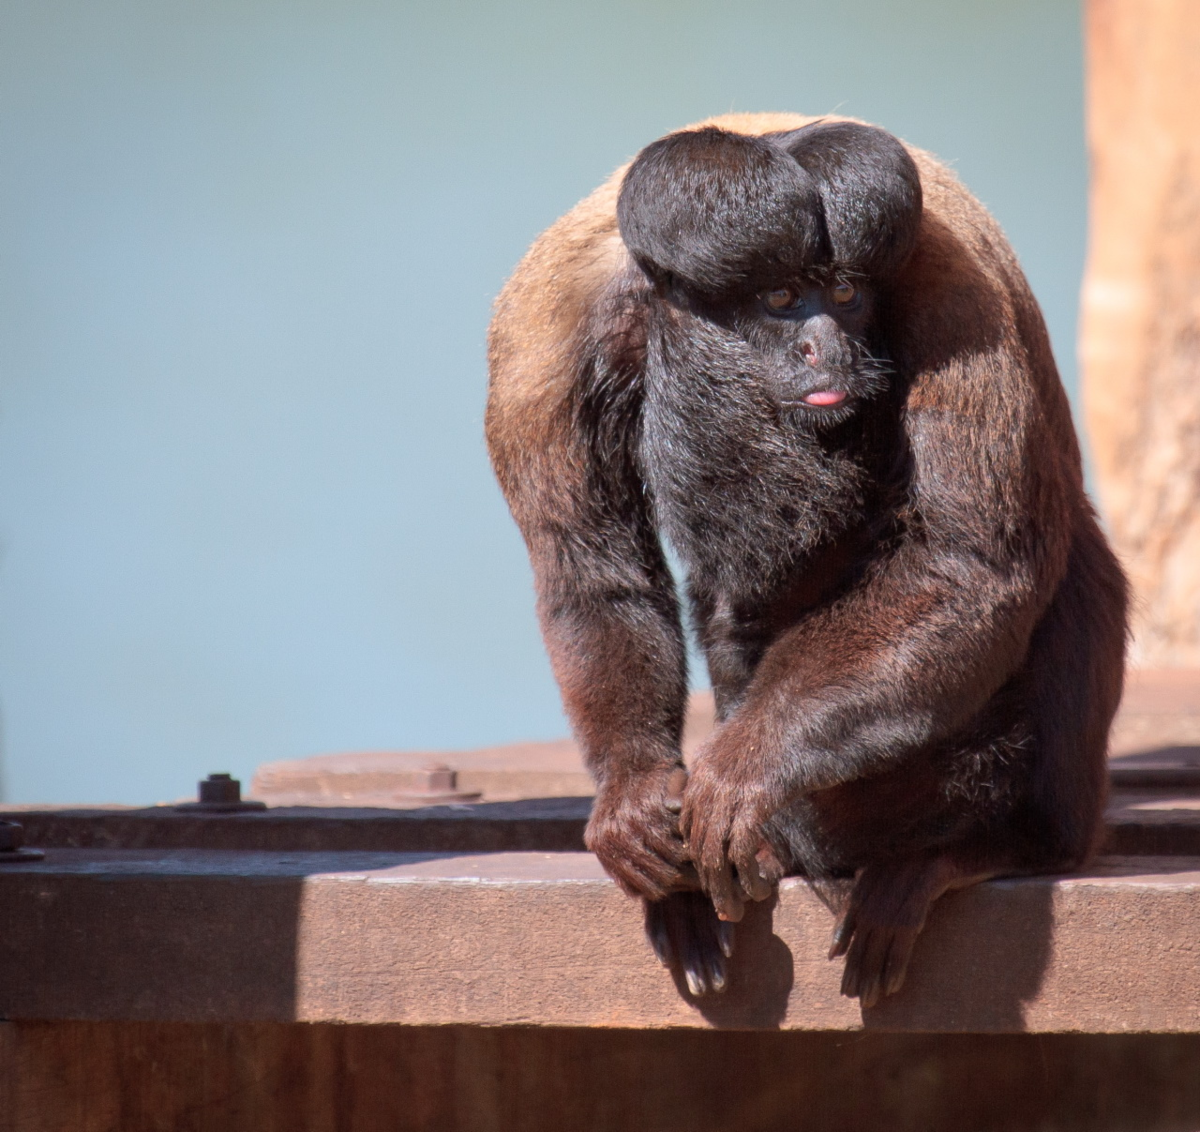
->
[486,113,1128,1005]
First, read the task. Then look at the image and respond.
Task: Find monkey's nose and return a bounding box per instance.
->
[801,340,819,364]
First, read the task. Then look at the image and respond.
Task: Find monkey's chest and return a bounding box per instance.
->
[639,388,871,591]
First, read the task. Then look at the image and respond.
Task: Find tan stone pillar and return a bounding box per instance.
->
[1081,0,1200,666]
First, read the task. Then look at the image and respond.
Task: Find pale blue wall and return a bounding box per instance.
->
[0,1,1086,803]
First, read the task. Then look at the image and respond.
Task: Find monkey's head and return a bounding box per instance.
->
[617,122,922,419]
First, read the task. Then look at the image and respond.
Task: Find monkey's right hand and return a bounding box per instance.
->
[585,764,692,899]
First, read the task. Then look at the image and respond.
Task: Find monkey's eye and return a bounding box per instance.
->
[831,282,858,305]
[763,287,800,311]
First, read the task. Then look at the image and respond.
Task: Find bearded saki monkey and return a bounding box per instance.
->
[485,114,1128,1006]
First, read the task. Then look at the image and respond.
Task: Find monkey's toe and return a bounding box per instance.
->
[839,923,920,1008]
[644,890,735,996]
[832,853,985,1007]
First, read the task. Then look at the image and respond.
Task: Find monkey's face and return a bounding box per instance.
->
[744,279,891,422]
[646,273,891,433]
[616,118,921,431]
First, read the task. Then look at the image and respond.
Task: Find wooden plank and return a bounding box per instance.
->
[6,1022,1200,1132]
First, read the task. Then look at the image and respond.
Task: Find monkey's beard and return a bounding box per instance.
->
[638,316,894,602]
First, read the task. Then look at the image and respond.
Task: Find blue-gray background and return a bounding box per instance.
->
[0,1,1086,803]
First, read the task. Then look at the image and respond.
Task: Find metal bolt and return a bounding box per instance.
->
[0,820,45,863]
[199,772,242,804]
[392,763,482,805]
[175,773,267,813]
[417,764,456,793]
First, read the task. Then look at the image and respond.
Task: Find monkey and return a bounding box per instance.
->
[485,113,1128,1007]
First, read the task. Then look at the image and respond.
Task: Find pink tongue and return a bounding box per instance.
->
[803,389,847,407]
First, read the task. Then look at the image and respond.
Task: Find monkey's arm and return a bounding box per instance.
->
[684,427,1070,912]
[487,383,690,898]
[710,517,1049,792]
[487,217,691,900]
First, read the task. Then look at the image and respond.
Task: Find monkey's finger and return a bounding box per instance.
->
[671,862,703,892]
[608,849,682,900]
[652,835,700,883]
[619,825,684,873]
[678,900,710,996]
[843,925,890,1008]
[694,842,728,899]
[682,961,707,997]
[644,899,672,966]
[677,792,701,842]
[706,861,746,923]
[857,951,886,1009]
[724,827,768,903]
[678,772,721,839]
[683,807,744,919]
[756,844,785,886]
[840,929,869,1000]
[881,928,918,999]
[734,850,775,903]
[829,906,858,960]
[686,891,728,995]
[642,833,687,875]
[730,861,766,905]
[610,869,668,901]
[663,765,689,814]
[726,843,761,904]
[702,945,728,994]
[858,940,888,1009]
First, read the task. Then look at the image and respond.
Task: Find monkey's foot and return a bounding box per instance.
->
[829,854,992,1009]
[644,890,735,996]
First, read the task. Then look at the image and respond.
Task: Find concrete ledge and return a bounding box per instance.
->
[2,849,1198,1033]
[251,740,593,806]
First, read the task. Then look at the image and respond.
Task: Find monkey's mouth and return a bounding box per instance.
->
[801,389,848,407]
[778,388,849,409]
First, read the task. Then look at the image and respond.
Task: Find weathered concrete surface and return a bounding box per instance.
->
[1082,0,1200,666]
[250,739,592,807]
[1,849,1198,1033]
[249,691,717,806]
[5,1022,1200,1132]
[1111,668,1200,755]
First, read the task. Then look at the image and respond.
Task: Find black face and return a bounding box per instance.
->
[745,278,883,419]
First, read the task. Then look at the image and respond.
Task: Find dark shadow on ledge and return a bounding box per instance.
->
[670,893,795,1030]
[1109,745,1200,789]
[859,875,1056,1032]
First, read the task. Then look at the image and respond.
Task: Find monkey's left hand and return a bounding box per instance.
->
[680,738,787,922]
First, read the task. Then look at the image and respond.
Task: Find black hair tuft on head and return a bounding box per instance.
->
[617,122,923,297]
[772,121,923,280]
[617,128,830,295]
